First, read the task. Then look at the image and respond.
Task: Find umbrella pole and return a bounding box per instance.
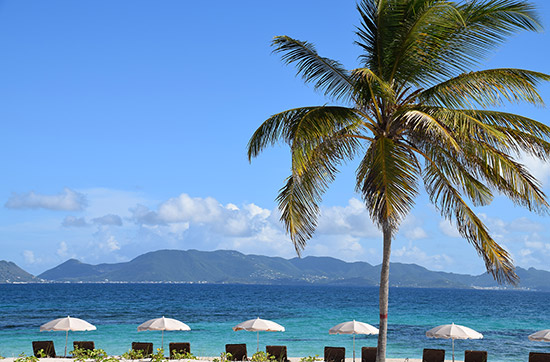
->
[257,331,259,352]
[452,338,455,362]
[65,330,68,357]
[353,334,356,362]
[162,330,164,351]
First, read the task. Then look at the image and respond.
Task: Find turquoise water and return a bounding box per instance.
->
[0,284,548,361]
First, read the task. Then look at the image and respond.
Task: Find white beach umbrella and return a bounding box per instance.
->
[426,323,483,362]
[529,329,550,342]
[233,318,285,352]
[40,316,96,356]
[138,316,191,350]
[329,320,379,362]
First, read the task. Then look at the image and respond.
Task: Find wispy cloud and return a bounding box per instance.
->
[62,216,89,227]
[392,242,453,271]
[5,188,87,211]
[23,250,37,264]
[92,214,123,226]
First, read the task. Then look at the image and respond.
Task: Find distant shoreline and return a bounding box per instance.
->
[0,281,542,292]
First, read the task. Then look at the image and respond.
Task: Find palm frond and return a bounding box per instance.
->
[406,138,494,208]
[419,69,550,108]
[279,131,362,253]
[420,106,508,144]
[351,67,396,108]
[423,162,518,284]
[460,109,550,140]
[247,106,359,161]
[370,0,543,86]
[429,0,542,81]
[493,126,550,160]
[465,140,549,213]
[356,137,420,230]
[401,109,461,152]
[272,36,354,102]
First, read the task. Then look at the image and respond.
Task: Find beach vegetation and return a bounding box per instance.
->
[150,348,166,362]
[170,351,198,360]
[121,349,147,360]
[247,0,550,361]
[251,351,276,362]
[71,347,118,362]
[213,352,233,362]
[35,350,47,359]
[299,355,321,362]
[14,353,38,362]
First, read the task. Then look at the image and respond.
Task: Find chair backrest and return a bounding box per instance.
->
[324,347,345,362]
[465,350,487,362]
[266,345,288,362]
[226,344,247,361]
[361,347,377,362]
[422,348,445,362]
[32,341,56,358]
[132,342,153,357]
[74,341,95,352]
[169,343,191,359]
[530,352,550,362]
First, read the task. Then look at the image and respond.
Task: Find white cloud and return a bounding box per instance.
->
[129,195,386,263]
[518,153,550,187]
[92,214,123,226]
[439,220,461,238]
[23,250,36,264]
[405,226,428,240]
[62,216,89,227]
[57,241,69,258]
[392,242,453,270]
[5,188,87,211]
[316,198,380,238]
[100,235,120,251]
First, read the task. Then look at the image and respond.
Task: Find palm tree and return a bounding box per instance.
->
[247,1,550,361]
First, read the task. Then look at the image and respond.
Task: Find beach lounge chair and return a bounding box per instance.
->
[32,341,56,358]
[324,347,345,362]
[169,343,191,359]
[266,345,288,362]
[226,343,247,361]
[361,347,377,362]
[465,350,487,362]
[131,342,153,357]
[422,348,445,362]
[73,341,95,352]
[529,352,550,362]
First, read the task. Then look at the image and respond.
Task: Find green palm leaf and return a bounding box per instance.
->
[419,69,550,108]
[423,162,517,284]
[356,137,420,230]
[272,36,354,102]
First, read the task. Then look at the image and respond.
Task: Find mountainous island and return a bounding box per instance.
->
[2,249,550,291]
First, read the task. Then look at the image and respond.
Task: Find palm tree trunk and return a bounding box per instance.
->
[376,224,392,362]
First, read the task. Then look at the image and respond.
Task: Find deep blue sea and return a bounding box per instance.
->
[0,284,548,361]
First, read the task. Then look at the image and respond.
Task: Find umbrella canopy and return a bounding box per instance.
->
[40,316,96,356]
[329,320,379,362]
[138,317,190,350]
[233,318,285,352]
[426,323,483,362]
[329,320,379,335]
[529,329,550,342]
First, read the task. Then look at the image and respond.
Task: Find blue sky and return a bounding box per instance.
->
[0,0,549,276]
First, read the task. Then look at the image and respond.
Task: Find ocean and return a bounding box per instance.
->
[0,284,548,361]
